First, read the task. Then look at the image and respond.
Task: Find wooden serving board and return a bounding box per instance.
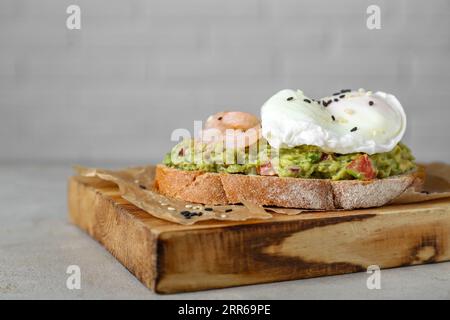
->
[68,176,450,294]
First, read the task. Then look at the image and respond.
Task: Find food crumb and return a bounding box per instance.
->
[344,108,355,115]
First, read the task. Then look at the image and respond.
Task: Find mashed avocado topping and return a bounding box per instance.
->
[163,139,415,181]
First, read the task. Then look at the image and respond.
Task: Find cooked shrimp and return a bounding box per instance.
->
[205,111,260,132]
[201,111,261,148]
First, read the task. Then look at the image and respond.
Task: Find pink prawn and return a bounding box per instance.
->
[200,111,262,149]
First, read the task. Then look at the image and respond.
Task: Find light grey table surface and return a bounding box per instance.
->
[1,164,449,300]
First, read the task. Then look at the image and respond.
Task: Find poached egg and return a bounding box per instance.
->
[261,89,406,155]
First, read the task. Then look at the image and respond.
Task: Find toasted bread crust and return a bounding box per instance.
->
[154,165,424,210]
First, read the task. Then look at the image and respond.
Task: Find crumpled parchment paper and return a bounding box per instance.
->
[74,163,450,225]
[390,162,450,204]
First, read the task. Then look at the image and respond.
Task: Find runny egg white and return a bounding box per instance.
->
[261,89,407,154]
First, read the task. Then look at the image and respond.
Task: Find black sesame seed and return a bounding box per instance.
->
[339,95,345,99]
[139,185,147,190]
[225,209,233,213]
[332,92,340,96]
[340,89,351,93]
[350,127,358,132]
[180,210,191,217]
[204,207,213,211]
[218,116,223,120]
[323,100,332,107]
[331,115,336,121]
[303,99,311,103]
[334,98,339,102]
[369,101,374,106]
[287,97,294,101]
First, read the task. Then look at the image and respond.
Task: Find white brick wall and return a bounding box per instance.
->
[0,0,449,164]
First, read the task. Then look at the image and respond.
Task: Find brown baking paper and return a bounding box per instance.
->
[74,162,450,225]
[390,162,450,204]
[74,165,272,225]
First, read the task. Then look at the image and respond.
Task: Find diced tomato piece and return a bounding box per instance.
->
[346,154,376,180]
[259,162,277,176]
[320,152,328,161]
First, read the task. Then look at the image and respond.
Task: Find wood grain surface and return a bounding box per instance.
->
[68,176,450,293]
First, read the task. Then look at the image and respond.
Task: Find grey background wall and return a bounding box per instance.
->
[1,0,449,165]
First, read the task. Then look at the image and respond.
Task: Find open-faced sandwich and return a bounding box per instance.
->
[156,89,423,210]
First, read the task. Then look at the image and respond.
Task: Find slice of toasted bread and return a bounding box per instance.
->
[154,164,424,210]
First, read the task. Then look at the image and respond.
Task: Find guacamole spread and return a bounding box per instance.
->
[163,139,416,181]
